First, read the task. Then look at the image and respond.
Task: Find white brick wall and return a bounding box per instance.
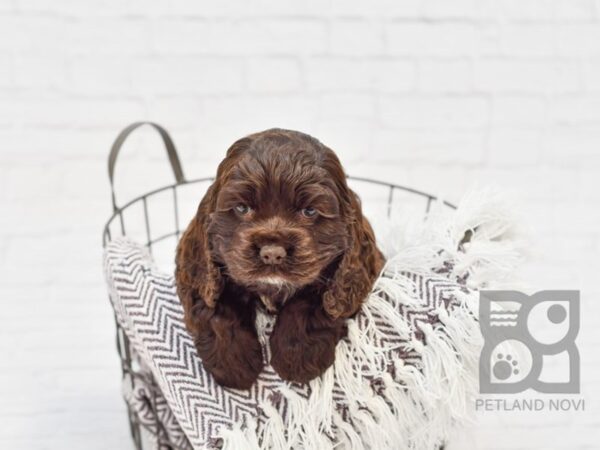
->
[1,1,599,449]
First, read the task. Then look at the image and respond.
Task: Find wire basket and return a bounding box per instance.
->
[102,122,456,450]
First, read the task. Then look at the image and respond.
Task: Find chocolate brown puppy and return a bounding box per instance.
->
[175,129,384,389]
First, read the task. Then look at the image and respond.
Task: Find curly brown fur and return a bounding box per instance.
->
[175,129,384,388]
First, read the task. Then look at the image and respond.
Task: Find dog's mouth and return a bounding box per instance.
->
[251,265,319,290]
[250,271,298,293]
[244,261,300,281]
[222,243,328,295]
[257,275,288,287]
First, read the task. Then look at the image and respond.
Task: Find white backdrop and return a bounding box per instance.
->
[0,1,599,449]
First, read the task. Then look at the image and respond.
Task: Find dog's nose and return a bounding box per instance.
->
[259,244,286,265]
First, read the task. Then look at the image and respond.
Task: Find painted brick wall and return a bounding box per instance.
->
[1,1,598,448]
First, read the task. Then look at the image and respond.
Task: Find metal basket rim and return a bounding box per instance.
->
[102,175,456,248]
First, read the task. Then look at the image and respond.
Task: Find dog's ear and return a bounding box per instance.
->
[176,183,223,319]
[322,188,383,319]
[175,138,251,319]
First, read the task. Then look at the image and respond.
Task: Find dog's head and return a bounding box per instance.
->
[176,129,382,317]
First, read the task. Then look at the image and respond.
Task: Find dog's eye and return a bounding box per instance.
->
[301,207,317,218]
[235,204,251,215]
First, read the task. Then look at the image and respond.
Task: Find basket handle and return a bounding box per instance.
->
[108,122,186,212]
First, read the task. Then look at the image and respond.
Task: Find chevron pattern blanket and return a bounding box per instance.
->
[103,191,523,449]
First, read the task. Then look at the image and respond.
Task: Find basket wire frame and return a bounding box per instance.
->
[102,123,455,450]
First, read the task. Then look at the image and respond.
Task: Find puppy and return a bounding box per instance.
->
[175,129,384,389]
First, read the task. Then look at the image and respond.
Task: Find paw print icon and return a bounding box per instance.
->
[479,290,580,394]
[493,353,520,380]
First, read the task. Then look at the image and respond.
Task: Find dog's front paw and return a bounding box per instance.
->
[270,330,337,383]
[269,297,345,384]
[196,315,264,390]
